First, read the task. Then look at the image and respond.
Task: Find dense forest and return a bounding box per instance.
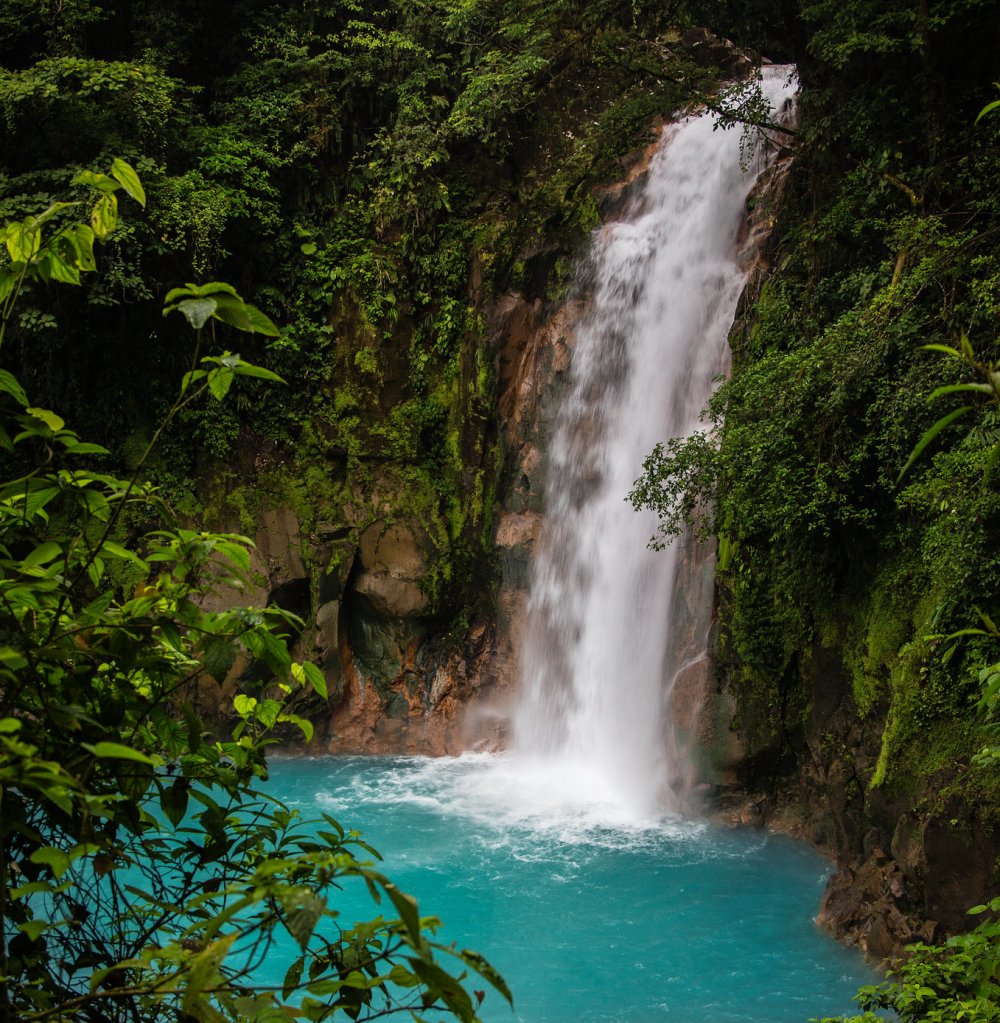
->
[3,0,1000,1020]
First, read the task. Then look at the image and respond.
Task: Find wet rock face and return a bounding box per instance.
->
[718,630,1000,963]
[812,796,1000,964]
[354,521,433,619]
[817,850,937,962]
[890,803,1000,932]
[492,292,579,519]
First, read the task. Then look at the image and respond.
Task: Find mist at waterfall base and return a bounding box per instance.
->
[258,68,877,1021]
[265,755,876,1023]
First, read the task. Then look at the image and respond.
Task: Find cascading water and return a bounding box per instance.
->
[513,66,797,819]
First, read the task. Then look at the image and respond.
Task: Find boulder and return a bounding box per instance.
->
[352,520,433,619]
[495,510,543,589]
[817,853,923,963]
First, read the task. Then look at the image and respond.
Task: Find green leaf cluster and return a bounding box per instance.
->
[0,193,509,1023]
[820,902,1000,1023]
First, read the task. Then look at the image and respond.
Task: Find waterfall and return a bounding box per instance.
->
[512,66,797,820]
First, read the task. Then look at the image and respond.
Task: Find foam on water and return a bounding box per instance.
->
[309,751,707,849]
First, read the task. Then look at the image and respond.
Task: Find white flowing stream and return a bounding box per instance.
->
[512,66,798,820]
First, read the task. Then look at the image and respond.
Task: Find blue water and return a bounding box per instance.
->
[261,754,874,1023]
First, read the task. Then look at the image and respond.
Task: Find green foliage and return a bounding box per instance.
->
[819,902,1000,1023]
[0,194,509,1023]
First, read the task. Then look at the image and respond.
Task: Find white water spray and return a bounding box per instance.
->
[512,67,797,820]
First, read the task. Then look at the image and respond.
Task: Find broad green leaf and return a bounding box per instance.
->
[0,370,29,407]
[383,883,422,944]
[43,250,81,285]
[28,201,78,227]
[201,636,237,682]
[82,741,158,765]
[73,169,117,192]
[68,224,97,272]
[19,920,50,941]
[306,977,346,996]
[110,158,146,207]
[0,269,19,304]
[100,539,147,568]
[216,537,252,571]
[282,958,305,1000]
[60,439,109,455]
[6,221,40,262]
[2,482,59,520]
[240,302,281,337]
[26,407,65,432]
[233,694,257,718]
[164,281,237,304]
[233,360,284,383]
[278,712,314,743]
[292,661,328,700]
[87,556,104,587]
[183,935,236,1013]
[209,294,255,332]
[91,191,118,240]
[30,845,71,880]
[242,626,292,671]
[21,541,63,572]
[207,367,234,400]
[176,297,217,330]
[408,957,475,1021]
[180,368,207,393]
[285,892,327,951]
[458,948,514,1005]
[211,295,281,337]
[927,383,992,399]
[10,880,57,899]
[976,94,1000,123]
[81,487,111,520]
[387,963,419,987]
[232,995,293,1023]
[191,281,238,298]
[164,286,193,304]
[160,778,189,827]
[255,698,282,728]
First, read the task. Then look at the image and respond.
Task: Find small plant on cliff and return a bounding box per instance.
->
[0,171,509,1022]
[895,330,1000,770]
[817,902,1000,1023]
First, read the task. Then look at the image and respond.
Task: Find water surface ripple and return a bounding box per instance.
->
[267,756,875,1023]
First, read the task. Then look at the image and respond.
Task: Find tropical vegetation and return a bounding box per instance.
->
[4,0,1000,1020]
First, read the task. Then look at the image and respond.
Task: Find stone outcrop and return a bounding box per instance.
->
[713,630,1000,965]
[354,521,433,618]
[817,851,935,962]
